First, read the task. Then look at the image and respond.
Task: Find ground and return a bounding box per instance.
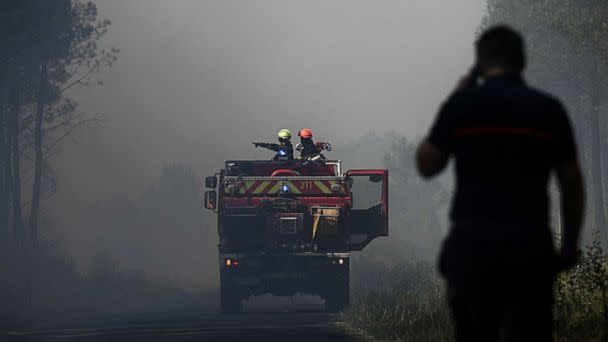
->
[1,301,366,342]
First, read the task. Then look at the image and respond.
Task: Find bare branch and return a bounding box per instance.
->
[44,115,102,155]
[57,60,102,94]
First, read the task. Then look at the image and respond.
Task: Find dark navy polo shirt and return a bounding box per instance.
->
[428,74,577,224]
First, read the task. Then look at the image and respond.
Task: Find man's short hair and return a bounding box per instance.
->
[476,25,526,71]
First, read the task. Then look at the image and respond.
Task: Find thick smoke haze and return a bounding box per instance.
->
[47,1,485,289]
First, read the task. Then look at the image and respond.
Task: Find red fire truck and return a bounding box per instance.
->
[204,155,388,313]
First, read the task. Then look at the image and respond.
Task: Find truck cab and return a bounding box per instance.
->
[204,159,388,312]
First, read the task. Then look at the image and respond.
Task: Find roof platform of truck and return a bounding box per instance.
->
[224,160,342,177]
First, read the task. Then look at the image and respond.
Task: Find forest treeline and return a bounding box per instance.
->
[0,1,117,249]
[482,0,608,244]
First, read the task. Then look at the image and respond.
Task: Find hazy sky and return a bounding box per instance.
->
[61,0,485,189]
[48,0,486,286]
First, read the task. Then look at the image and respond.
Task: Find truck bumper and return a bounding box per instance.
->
[219,253,349,297]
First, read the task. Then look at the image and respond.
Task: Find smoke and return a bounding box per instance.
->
[45,0,486,290]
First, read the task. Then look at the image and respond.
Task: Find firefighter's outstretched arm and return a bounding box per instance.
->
[252,142,280,151]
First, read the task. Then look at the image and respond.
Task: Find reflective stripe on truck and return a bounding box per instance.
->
[224,179,342,195]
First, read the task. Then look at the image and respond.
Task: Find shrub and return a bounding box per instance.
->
[555,230,608,341]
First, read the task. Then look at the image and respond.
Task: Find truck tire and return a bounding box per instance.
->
[324,267,350,312]
[220,277,243,314]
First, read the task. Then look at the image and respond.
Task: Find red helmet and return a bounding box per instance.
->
[298,128,313,139]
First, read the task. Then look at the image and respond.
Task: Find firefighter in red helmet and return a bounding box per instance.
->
[298,128,317,158]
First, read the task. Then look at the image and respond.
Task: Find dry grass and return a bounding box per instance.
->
[346,260,452,341]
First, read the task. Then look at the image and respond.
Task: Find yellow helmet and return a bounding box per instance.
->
[277,129,292,140]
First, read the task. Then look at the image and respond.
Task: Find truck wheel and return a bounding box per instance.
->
[220,277,243,314]
[324,269,350,312]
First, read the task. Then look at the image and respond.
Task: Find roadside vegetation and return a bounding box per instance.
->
[348,257,452,341]
[347,234,608,341]
[554,231,608,341]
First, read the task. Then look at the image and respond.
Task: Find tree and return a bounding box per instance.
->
[529,0,608,246]
[482,0,608,245]
[533,0,608,61]
[25,1,116,247]
[0,1,117,248]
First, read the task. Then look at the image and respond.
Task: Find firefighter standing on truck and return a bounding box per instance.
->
[298,128,317,157]
[253,129,294,160]
[275,128,294,160]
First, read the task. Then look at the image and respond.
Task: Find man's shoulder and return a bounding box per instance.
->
[451,83,564,110]
[441,87,477,109]
[521,85,564,108]
[441,81,566,120]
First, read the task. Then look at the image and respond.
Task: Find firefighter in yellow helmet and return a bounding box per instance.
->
[276,129,294,160]
[253,129,294,160]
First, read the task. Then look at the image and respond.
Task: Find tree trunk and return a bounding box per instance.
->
[8,69,25,246]
[0,74,8,244]
[602,109,608,243]
[589,59,607,245]
[29,63,48,248]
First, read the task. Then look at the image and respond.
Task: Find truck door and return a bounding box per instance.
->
[345,169,388,251]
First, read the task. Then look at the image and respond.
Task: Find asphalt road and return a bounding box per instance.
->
[1,312,366,342]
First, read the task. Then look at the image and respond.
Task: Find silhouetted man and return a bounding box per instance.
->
[416,26,585,341]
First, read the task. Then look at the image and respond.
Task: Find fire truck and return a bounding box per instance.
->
[204,146,388,313]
